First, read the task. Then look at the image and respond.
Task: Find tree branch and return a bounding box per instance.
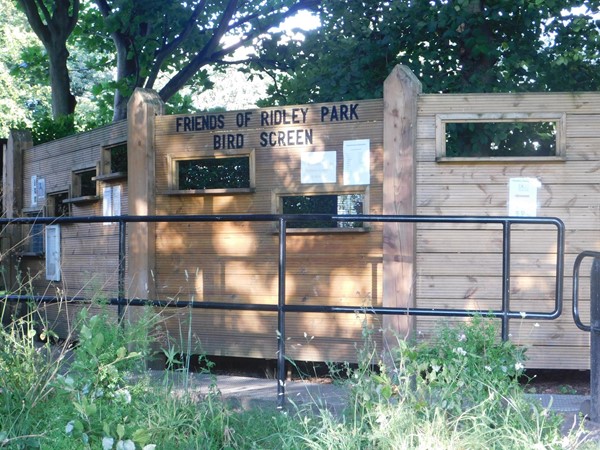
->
[145,0,208,89]
[159,0,320,102]
[17,0,51,43]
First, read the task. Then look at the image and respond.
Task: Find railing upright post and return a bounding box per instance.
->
[276,217,287,410]
[117,219,127,323]
[501,221,512,341]
[590,257,600,421]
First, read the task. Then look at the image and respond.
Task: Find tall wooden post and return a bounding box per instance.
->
[2,131,31,294]
[4,130,30,218]
[127,89,164,302]
[382,65,421,346]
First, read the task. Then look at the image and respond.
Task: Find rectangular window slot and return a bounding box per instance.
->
[47,191,70,217]
[282,193,364,229]
[436,113,566,161]
[178,156,250,190]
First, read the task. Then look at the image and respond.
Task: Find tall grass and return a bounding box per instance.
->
[0,297,594,449]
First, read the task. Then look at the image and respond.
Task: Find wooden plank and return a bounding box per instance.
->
[417,92,600,115]
[417,160,600,184]
[416,275,578,300]
[417,253,570,277]
[415,137,600,162]
[417,229,599,254]
[415,206,600,230]
[417,183,600,208]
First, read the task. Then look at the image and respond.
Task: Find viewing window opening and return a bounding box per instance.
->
[72,168,97,198]
[102,143,127,175]
[282,193,364,229]
[436,114,565,160]
[47,191,70,217]
[176,155,251,190]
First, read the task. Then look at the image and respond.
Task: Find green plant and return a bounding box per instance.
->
[57,305,159,449]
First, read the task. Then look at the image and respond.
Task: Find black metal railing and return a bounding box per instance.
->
[1,214,566,409]
[572,250,600,421]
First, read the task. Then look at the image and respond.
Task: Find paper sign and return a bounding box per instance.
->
[508,178,541,216]
[301,151,336,184]
[343,139,370,185]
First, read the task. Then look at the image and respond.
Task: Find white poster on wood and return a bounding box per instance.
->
[301,151,336,184]
[103,185,121,224]
[343,139,370,185]
[508,177,541,216]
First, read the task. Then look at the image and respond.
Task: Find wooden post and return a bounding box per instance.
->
[127,89,164,302]
[382,65,421,346]
[4,130,30,218]
[2,131,31,294]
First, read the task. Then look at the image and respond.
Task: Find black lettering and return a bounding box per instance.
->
[260,131,268,147]
[217,115,225,129]
[278,131,286,146]
[330,106,338,121]
[340,104,349,121]
[301,107,309,123]
[214,135,222,150]
[269,132,277,146]
[261,111,269,126]
[304,128,313,145]
[176,117,183,132]
[291,108,301,124]
[320,106,329,122]
[350,103,359,120]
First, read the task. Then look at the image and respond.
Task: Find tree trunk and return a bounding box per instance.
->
[17,0,79,119]
[112,32,138,122]
[48,41,76,117]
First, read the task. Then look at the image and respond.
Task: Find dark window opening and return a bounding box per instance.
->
[282,194,364,229]
[73,169,97,197]
[108,143,127,174]
[48,192,69,217]
[445,121,557,157]
[178,156,250,190]
[24,213,44,254]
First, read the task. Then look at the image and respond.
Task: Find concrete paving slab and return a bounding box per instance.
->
[148,370,591,416]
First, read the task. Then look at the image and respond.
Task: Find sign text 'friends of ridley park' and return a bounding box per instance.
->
[174,104,360,150]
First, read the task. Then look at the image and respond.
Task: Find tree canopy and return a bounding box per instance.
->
[14,0,319,123]
[261,0,600,105]
[4,0,600,136]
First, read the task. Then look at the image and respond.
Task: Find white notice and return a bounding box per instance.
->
[343,139,370,185]
[301,151,337,184]
[508,178,541,216]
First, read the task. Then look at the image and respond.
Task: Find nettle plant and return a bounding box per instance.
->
[57,307,157,450]
[348,316,529,420]
[408,316,526,417]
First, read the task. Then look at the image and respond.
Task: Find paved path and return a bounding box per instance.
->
[151,370,589,416]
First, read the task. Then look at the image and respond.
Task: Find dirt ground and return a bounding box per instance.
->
[522,369,591,395]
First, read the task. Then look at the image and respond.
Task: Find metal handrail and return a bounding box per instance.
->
[1,213,566,409]
[572,250,600,332]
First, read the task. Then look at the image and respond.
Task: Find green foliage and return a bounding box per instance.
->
[446,121,557,157]
[0,299,588,449]
[262,0,600,105]
[311,316,572,449]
